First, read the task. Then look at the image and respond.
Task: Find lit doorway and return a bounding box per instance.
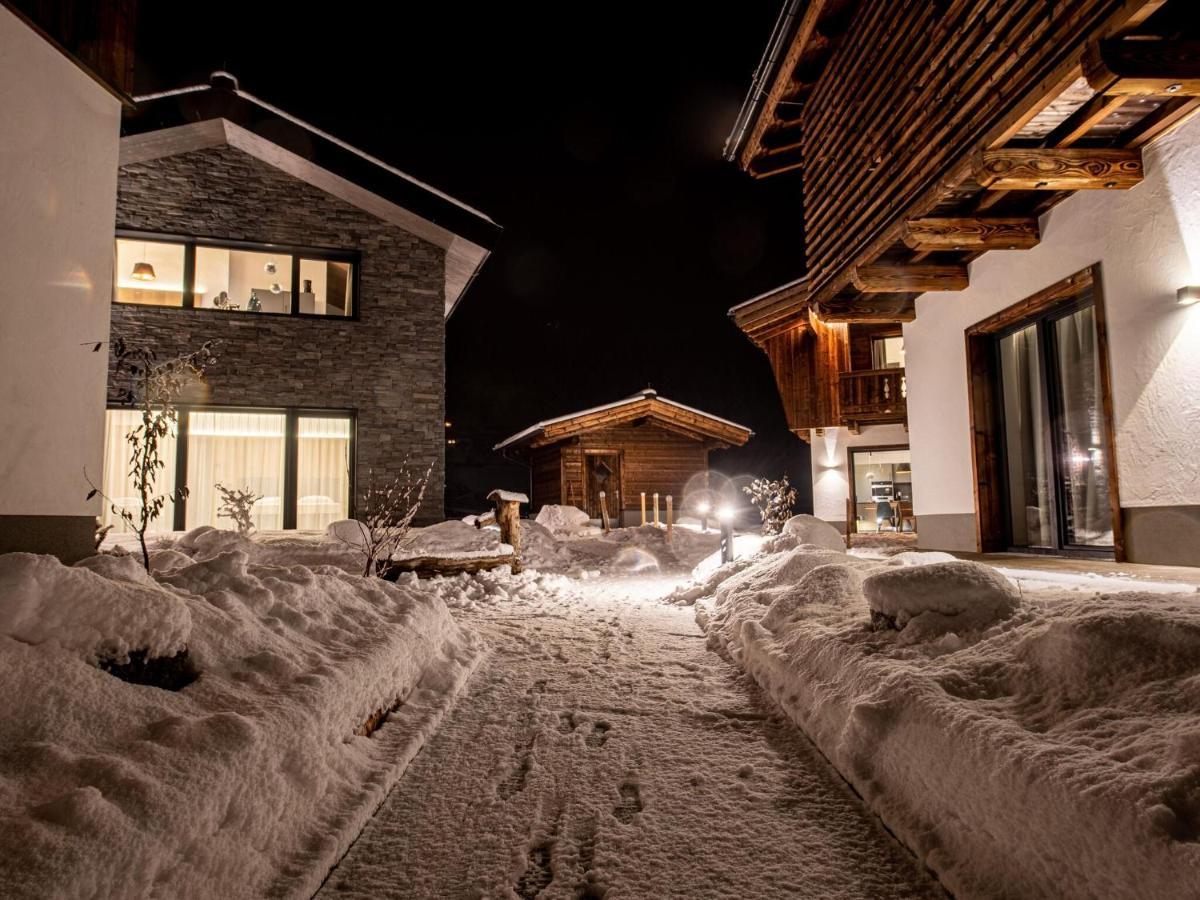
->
[848,446,914,534]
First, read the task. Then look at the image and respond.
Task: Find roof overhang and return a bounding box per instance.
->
[495,390,754,452]
[121,78,501,318]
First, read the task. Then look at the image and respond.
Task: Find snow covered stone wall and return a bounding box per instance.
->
[0,543,482,899]
[694,543,1200,898]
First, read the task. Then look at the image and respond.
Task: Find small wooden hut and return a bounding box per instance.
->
[495,390,753,523]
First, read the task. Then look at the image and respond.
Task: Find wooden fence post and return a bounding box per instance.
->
[488,489,528,574]
[666,495,673,541]
[640,492,646,526]
[653,492,660,527]
[599,490,611,534]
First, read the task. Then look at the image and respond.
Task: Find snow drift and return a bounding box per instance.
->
[693,543,1200,898]
[0,545,482,900]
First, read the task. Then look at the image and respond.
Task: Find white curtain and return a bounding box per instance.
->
[185,411,286,530]
[296,417,351,530]
[1000,325,1053,547]
[101,409,178,533]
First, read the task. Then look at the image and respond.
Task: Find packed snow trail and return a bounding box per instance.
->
[317,575,943,899]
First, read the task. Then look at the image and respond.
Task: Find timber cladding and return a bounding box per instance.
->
[800,0,1136,301]
[536,424,709,515]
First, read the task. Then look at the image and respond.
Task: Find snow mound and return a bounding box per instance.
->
[0,553,189,664]
[761,563,872,632]
[398,520,504,559]
[888,550,958,567]
[535,504,591,533]
[781,514,845,550]
[326,518,369,547]
[863,560,1020,642]
[611,547,660,573]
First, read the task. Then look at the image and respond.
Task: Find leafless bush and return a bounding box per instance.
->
[336,462,434,577]
[86,337,218,570]
[743,475,797,536]
[215,483,262,535]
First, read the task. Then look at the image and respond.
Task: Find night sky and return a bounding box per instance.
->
[132,3,812,516]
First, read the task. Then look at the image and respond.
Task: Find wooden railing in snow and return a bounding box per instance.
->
[839,368,907,432]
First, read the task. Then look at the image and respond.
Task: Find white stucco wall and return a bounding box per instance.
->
[810,424,911,522]
[0,8,121,518]
[905,112,1200,521]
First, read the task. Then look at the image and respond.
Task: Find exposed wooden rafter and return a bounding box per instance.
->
[974,148,1144,190]
[902,217,1040,252]
[851,264,969,293]
[1084,40,1200,97]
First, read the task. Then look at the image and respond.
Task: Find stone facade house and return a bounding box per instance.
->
[104,74,499,532]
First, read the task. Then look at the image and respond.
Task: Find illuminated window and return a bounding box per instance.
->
[114,238,187,307]
[100,409,179,533]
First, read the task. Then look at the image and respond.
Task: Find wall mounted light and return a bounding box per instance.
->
[1178,286,1200,306]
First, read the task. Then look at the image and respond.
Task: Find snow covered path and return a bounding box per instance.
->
[317,576,943,899]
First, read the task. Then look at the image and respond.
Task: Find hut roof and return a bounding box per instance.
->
[495,390,753,451]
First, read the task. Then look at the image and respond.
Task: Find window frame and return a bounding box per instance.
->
[104,403,357,532]
[114,229,361,321]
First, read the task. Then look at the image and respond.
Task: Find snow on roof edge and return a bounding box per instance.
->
[726,274,808,316]
[493,390,753,451]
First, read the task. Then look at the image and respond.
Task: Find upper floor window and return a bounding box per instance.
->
[871,335,905,369]
[114,233,357,318]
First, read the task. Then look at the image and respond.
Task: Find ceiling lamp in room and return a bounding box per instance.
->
[130,261,156,281]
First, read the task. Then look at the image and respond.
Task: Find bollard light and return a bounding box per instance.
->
[718,505,735,564]
[697,500,711,533]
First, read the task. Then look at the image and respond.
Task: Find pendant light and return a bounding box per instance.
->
[130,242,156,282]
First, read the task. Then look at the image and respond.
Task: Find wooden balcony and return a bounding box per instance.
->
[839,368,907,431]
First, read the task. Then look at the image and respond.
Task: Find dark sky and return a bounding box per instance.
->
[133,3,812,516]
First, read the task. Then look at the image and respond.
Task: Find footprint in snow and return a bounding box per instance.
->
[585,722,610,749]
[612,781,643,824]
[514,843,553,899]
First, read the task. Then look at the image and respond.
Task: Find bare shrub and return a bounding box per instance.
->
[743,475,797,536]
[335,462,434,577]
[86,337,218,570]
[215,483,263,536]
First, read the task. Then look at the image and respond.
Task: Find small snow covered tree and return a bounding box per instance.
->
[215,483,262,535]
[743,475,797,535]
[338,462,434,577]
[86,337,218,571]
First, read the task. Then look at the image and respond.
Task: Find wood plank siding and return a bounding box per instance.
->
[800,0,1137,308]
[761,312,849,434]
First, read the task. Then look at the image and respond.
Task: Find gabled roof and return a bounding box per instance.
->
[119,72,502,318]
[495,389,754,452]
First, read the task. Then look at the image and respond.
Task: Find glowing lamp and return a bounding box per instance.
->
[1177,286,1200,306]
[696,501,711,515]
[130,261,156,281]
[717,505,735,523]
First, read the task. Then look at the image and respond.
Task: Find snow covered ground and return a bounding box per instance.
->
[691,520,1200,899]
[316,572,943,899]
[0,534,481,899]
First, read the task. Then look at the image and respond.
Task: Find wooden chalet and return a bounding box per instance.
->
[727,0,1200,564]
[494,390,753,522]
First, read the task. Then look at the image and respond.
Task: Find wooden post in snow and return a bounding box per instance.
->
[846,497,854,549]
[653,493,660,527]
[599,490,611,534]
[666,495,673,541]
[488,489,528,574]
[640,492,647,526]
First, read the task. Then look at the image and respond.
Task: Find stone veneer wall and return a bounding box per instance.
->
[110,144,447,522]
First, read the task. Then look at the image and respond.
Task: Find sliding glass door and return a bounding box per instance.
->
[995,297,1113,553]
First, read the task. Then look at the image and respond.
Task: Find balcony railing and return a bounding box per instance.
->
[839,368,907,429]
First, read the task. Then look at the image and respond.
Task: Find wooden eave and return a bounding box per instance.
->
[500,396,753,454]
[731,0,1199,337]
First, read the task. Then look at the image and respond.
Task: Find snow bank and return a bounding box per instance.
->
[534,504,591,533]
[0,553,190,664]
[782,514,846,550]
[692,542,1200,897]
[0,548,482,899]
[863,560,1020,643]
[397,520,507,559]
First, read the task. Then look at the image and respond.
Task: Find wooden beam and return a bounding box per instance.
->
[975,149,1143,190]
[1124,96,1200,148]
[1042,92,1128,147]
[1084,40,1200,97]
[851,264,968,293]
[902,217,1040,252]
[815,295,917,323]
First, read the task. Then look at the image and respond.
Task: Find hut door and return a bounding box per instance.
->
[584,453,621,520]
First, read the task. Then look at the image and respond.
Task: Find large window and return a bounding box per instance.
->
[101,406,354,533]
[114,233,357,318]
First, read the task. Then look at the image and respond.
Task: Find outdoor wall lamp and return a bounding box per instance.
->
[1178,286,1200,306]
